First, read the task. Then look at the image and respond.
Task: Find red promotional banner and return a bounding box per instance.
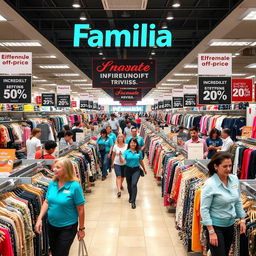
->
[121,102,137,106]
[232,79,253,102]
[36,96,42,105]
[72,101,77,107]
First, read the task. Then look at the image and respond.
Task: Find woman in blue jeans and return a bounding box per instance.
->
[97,129,114,181]
[120,138,147,209]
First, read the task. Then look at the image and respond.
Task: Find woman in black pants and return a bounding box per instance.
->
[200,152,246,256]
[120,138,147,209]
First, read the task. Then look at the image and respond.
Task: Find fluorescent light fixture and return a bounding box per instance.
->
[172,0,181,8]
[80,12,87,21]
[67,79,87,82]
[246,75,255,79]
[161,22,168,29]
[184,64,198,68]
[232,73,246,76]
[75,84,92,86]
[99,50,103,56]
[33,80,47,82]
[235,53,240,56]
[0,41,42,47]
[39,65,69,69]
[72,0,81,8]
[151,50,156,55]
[161,83,180,86]
[250,42,256,46]
[33,55,56,58]
[54,73,80,76]
[38,88,46,90]
[209,39,252,46]
[174,73,197,76]
[157,87,173,89]
[72,92,79,94]
[243,10,256,20]
[167,79,190,82]
[166,12,174,20]
[0,15,7,21]
[246,63,256,68]
[40,83,57,86]
[32,75,39,79]
[232,55,236,58]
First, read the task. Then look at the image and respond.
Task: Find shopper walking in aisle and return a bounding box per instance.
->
[126,127,145,152]
[120,116,128,133]
[59,131,74,150]
[123,121,133,138]
[220,128,234,152]
[107,113,120,136]
[111,134,127,197]
[26,128,42,159]
[185,126,208,158]
[120,138,147,209]
[106,125,117,172]
[97,129,114,181]
[35,140,57,159]
[72,121,84,142]
[200,152,246,256]
[57,125,70,141]
[135,115,142,129]
[206,128,223,159]
[35,158,85,256]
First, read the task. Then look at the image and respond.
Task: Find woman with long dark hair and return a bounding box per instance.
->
[96,129,114,181]
[206,128,223,159]
[200,152,246,256]
[120,138,146,209]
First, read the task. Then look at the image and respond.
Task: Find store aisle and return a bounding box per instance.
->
[69,165,187,256]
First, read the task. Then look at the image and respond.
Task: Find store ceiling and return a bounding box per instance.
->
[2,0,244,100]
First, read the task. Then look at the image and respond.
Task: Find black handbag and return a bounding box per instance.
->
[139,167,145,177]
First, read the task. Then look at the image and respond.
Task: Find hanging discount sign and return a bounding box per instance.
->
[57,95,70,107]
[172,89,183,108]
[0,76,31,103]
[42,93,55,106]
[198,77,231,105]
[183,85,197,107]
[80,100,89,109]
[232,79,253,102]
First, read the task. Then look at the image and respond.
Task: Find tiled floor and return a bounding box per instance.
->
[69,164,187,256]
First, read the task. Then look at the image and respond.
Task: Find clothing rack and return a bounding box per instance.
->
[184,159,210,174]
[240,180,256,200]
[237,137,256,146]
[169,110,246,116]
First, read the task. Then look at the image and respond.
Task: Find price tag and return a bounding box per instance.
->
[80,100,89,109]
[42,93,55,106]
[198,77,231,105]
[0,75,31,103]
[172,97,183,108]
[232,79,253,102]
[184,94,197,107]
[57,95,70,108]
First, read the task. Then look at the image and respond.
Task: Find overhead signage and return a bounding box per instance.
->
[183,85,197,94]
[92,59,156,89]
[72,101,77,108]
[0,52,32,74]
[121,102,137,106]
[80,100,89,109]
[0,75,31,103]
[198,53,232,76]
[74,23,172,48]
[89,101,93,109]
[113,89,142,101]
[57,85,70,95]
[57,95,70,108]
[232,79,253,102]
[93,102,97,110]
[80,93,89,100]
[172,97,183,108]
[42,93,55,106]
[0,149,16,177]
[158,101,164,109]
[184,94,197,107]
[164,100,172,108]
[198,77,231,105]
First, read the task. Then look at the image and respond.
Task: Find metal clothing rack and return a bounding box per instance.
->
[240,180,256,200]
[237,137,256,146]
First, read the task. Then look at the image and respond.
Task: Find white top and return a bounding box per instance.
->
[26,137,41,159]
[108,119,119,130]
[124,127,132,138]
[113,144,127,165]
[220,136,233,152]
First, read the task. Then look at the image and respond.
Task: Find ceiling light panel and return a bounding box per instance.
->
[184,64,198,68]
[243,10,256,20]
[167,79,190,82]
[161,83,180,86]
[32,75,39,79]
[0,41,42,47]
[40,83,57,86]
[67,79,87,82]
[246,75,255,79]
[33,80,47,82]
[209,39,253,46]
[174,73,197,76]
[54,73,80,76]
[232,73,246,76]
[0,15,7,21]
[33,55,56,58]
[39,65,69,69]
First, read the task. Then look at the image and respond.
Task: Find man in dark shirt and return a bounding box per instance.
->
[72,121,84,142]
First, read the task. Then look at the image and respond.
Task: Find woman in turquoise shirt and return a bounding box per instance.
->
[35,158,85,256]
[200,152,246,256]
[97,129,114,181]
[120,138,147,209]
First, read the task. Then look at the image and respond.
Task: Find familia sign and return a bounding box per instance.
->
[113,89,142,101]
[93,59,156,88]
[73,24,172,48]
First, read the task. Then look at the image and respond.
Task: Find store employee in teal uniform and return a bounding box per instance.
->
[35,158,85,256]
[125,127,145,151]
[121,138,146,209]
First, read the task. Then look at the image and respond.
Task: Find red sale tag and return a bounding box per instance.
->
[232,79,253,102]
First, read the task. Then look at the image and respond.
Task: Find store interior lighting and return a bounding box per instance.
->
[0,41,42,46]
[172,0,181,8]
[245,63,256,68]
[151,50,156,55]
[246,75,255,79]
[39,65,70,69]
[166,12,174,20]
[0,15,7,21]
[161,83,180,86]
[67,79,87,82]
[33,55,56,58]
[232,73,246,76]
[209,40,253,46]
[54,73,80,77]
[242,10,256,20]
[33,80,48,82]
[32,76,39,79]
[167,79,190,82]
[72,0,81,8]
[80,12,87,21]
[161,22,168,29]
[184,64,198,68]
[38,88,46,90]
[174,73,197,76]
[40,84,57,86]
